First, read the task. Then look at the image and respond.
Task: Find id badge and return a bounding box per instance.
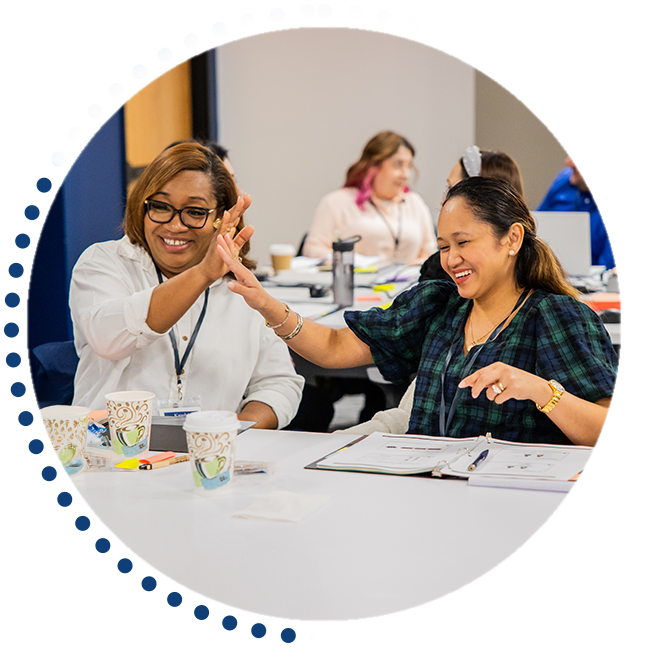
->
[157,395,202,418]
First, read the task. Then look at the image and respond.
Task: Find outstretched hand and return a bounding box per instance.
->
[217,232,270,311]
[458,361,550,406]
[197,194,253,284]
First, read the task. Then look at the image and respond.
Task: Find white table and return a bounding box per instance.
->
[76,429,567,620]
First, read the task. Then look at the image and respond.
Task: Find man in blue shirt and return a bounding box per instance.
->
[537,120,623,269]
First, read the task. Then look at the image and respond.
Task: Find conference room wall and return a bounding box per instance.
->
[476,27,617,209]
[216,29,475,263]
[25,26,124,394]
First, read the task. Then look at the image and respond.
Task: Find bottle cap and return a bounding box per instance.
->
[332,235,361,252]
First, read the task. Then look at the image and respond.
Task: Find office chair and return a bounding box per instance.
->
[30,340,79,408]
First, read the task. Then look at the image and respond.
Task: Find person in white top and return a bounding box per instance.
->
[302,131,436,265]
[70,142,303,428]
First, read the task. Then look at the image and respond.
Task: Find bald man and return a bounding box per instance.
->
[537,120,623,269]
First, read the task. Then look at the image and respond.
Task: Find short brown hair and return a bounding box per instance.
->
[124,142,254,272]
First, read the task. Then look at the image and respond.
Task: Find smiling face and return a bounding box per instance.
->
[437,196,517,303]
[144,170,217,277]
[372,145,413,200]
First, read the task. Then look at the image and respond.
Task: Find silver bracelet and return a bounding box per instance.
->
[280,312,303,341]
[265,303,291,329]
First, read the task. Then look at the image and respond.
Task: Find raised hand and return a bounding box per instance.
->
[217,232,271,311]
[197,194,253,284]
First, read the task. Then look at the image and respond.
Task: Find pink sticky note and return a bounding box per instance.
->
[139,451,175,465]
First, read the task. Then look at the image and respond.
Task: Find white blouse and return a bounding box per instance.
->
[69,237,304,426]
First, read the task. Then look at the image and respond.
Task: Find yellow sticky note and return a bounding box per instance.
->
[114,458,139,469]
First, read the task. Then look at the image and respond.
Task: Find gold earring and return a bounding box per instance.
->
[213,218,222,231]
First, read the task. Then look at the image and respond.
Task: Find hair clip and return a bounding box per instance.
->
[462,145,482,177]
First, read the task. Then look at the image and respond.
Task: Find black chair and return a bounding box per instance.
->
[296,232,308,258]
[30,341,79,408]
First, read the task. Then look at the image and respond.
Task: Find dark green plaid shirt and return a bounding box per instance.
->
[345,281,618,444]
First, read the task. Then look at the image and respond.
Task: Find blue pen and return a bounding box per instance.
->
[468,449,489,472]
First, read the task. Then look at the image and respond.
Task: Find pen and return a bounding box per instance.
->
[139,455,190,471]
[468,449,489,472]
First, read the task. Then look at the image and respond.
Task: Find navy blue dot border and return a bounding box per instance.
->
[19,10,640,643]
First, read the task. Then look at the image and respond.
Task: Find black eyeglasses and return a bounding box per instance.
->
[144,199,216,229]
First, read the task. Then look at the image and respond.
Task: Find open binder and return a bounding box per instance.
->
[307,431,592,483]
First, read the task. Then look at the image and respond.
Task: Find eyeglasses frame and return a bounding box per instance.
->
[143,199,217,229]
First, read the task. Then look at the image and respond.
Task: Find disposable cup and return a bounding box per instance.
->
[183,411,238,495]
[270,243,296,272]
[104,390,156,458]
[40,405,91,477]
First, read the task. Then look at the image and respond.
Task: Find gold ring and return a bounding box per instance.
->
[492,382,505,395]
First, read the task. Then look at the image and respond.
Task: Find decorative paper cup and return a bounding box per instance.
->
[183,411,238,495]
[269,243,296,272]
[40,405,91,477]
[104,391,155,458]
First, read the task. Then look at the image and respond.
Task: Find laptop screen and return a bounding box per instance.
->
[532,211,592,276]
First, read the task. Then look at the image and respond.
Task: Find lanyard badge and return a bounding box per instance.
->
[156,268,210,408]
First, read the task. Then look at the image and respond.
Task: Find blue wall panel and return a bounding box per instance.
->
[26,27,125,401]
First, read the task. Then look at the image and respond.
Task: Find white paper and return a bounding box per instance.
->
[316,432,592,481]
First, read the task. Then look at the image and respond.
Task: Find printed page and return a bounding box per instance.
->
[446,438,593,481]
[317,432,483,475]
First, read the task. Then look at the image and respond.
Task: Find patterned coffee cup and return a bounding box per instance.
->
[183,411,238,495]
[105,391,155,458]
[40,405,91,477]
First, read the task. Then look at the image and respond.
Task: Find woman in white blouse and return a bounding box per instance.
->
[302,131,436,265]
[70,142,303,428]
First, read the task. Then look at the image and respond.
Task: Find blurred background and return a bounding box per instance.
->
[28,28,568,353]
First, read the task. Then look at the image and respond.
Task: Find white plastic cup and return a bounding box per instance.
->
[269,243,296,272]
[104,390,156,458]
[40,405,91,477]
[183,411,239,495]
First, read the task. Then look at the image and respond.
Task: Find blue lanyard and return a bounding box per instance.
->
[438,289,530,437]
[155,268,210,401]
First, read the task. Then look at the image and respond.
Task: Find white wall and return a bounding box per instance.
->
[614,26,623,124]
[217,28,475,264]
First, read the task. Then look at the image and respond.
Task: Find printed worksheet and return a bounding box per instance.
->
[314,432,593,481]
[316,433,483,475]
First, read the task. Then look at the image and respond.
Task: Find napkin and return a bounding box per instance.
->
[234,491,331,523]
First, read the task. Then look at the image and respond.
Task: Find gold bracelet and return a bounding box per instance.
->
[280,312,303,341]
[265,303,291,329]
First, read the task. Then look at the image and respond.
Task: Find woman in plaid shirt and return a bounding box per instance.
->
[218,177,616,446]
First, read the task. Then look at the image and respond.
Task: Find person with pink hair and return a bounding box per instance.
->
[302,131,436,265]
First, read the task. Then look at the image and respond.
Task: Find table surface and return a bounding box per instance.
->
[76,429,567,620]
